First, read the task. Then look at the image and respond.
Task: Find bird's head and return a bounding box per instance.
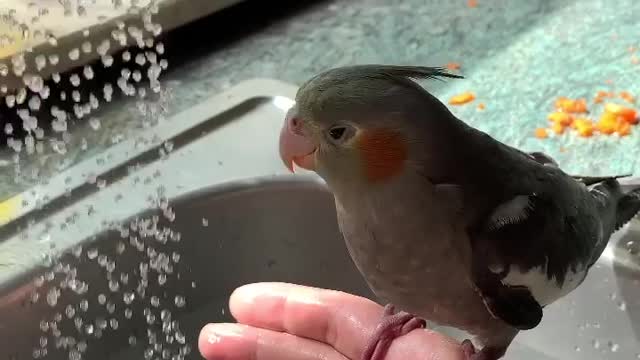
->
[278,65,463,191]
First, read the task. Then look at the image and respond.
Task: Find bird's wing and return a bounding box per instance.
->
[469,193,552,330]
[435,183,592,330]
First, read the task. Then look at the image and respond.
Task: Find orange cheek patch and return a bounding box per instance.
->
[356,129,408,183]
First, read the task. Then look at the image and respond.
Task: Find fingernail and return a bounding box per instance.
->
[231,283,270,306]
[204,324,244,344]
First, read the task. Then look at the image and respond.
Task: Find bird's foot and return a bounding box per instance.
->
[360,304,426,360]
[461,339,505,360]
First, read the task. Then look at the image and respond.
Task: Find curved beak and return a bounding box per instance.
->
[278,111,317,172]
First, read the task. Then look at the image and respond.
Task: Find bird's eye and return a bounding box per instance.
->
[329,127,346,140]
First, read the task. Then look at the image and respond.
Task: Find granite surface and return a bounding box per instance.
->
[1,0,640,200]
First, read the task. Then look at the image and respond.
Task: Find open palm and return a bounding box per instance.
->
[198,282,465,360]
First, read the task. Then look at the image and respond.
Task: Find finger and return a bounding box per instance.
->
[198,323,349,360]
[228,282,464,360]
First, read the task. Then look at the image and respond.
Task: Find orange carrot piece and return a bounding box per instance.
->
[551,122,565,135]
[617,121,632,136]
[448,92,476,105]
[535,128,549,139]
[548,112,573,126]
[619,91,635,103]
[446,62,461,71]
[604,103,638,123]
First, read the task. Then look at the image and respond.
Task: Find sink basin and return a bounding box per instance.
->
[0,176,373,360]
[0,78,638,359]
[1,175,638,360]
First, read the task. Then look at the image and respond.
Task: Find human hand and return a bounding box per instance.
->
[198,282,465,360]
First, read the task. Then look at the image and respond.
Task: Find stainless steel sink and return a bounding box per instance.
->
[0,79,638,359]
[0,176,373,360]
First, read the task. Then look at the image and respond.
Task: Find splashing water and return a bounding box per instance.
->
[0,1,196,359]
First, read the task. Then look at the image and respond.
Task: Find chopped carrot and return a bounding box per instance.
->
[449,92,476,105]
[551,122,565,135]
[576,124,594,137]
[535,128,549,139]
[446,62,461,71]
[559,147,567,152]
[604,103,638,123]
[629,46,637,53]
[596,113,617,135]
[594,90,614,104]
[468,0,477,7]
[573,118,594,137]
[555,97,587,113]
[477,102,486,110]
[632,56,639,64]
[548,112,573,126]
[617,121,632,136]
[620,91,635,103]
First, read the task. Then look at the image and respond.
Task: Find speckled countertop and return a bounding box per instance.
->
[1,0,640,200]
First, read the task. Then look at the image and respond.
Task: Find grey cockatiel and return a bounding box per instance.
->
[277,64,640,360]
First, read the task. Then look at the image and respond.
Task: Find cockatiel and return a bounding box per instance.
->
[277,65,640,360]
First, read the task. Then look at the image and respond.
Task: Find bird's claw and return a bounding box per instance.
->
[461,339,504,360]
[360,304,426,360]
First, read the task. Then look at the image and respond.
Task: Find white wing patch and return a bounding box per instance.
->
[501,258,587,306]
[488,195,534,231]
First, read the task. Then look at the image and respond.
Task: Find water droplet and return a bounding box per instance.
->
[79,299,89,311]
[81,41,92,53]
[83,65,94,79]
[46,33,58,46]
[70,74,81,87]
[109,280,120,292]
[69,349,81,360]
[16,88,27,104]
[35,55,47,70]
[174,296,186,308]
[102,55,114,67]
[122,51,131,62]
[608,341,619,352]
[592,339,600,349]
[0,63,8,76]
[135,53,146,65]
[98,294,107,305]
[96,317,108,329]
[84,324,94,335]
[46,287,60,306]
[618,301,627,311]
[69,48,80,60]
[125,308,133,319]
[158,273,167,285]
[87,248,98,259]
[202,218,208,227]
[151,296,160,307]
[89,117,101,130]
[5,95,15,108]
[106,301,116,314]
[49,54,59,65]
[124,292,135,304]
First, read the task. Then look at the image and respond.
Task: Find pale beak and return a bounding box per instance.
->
[278,113,317,172]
